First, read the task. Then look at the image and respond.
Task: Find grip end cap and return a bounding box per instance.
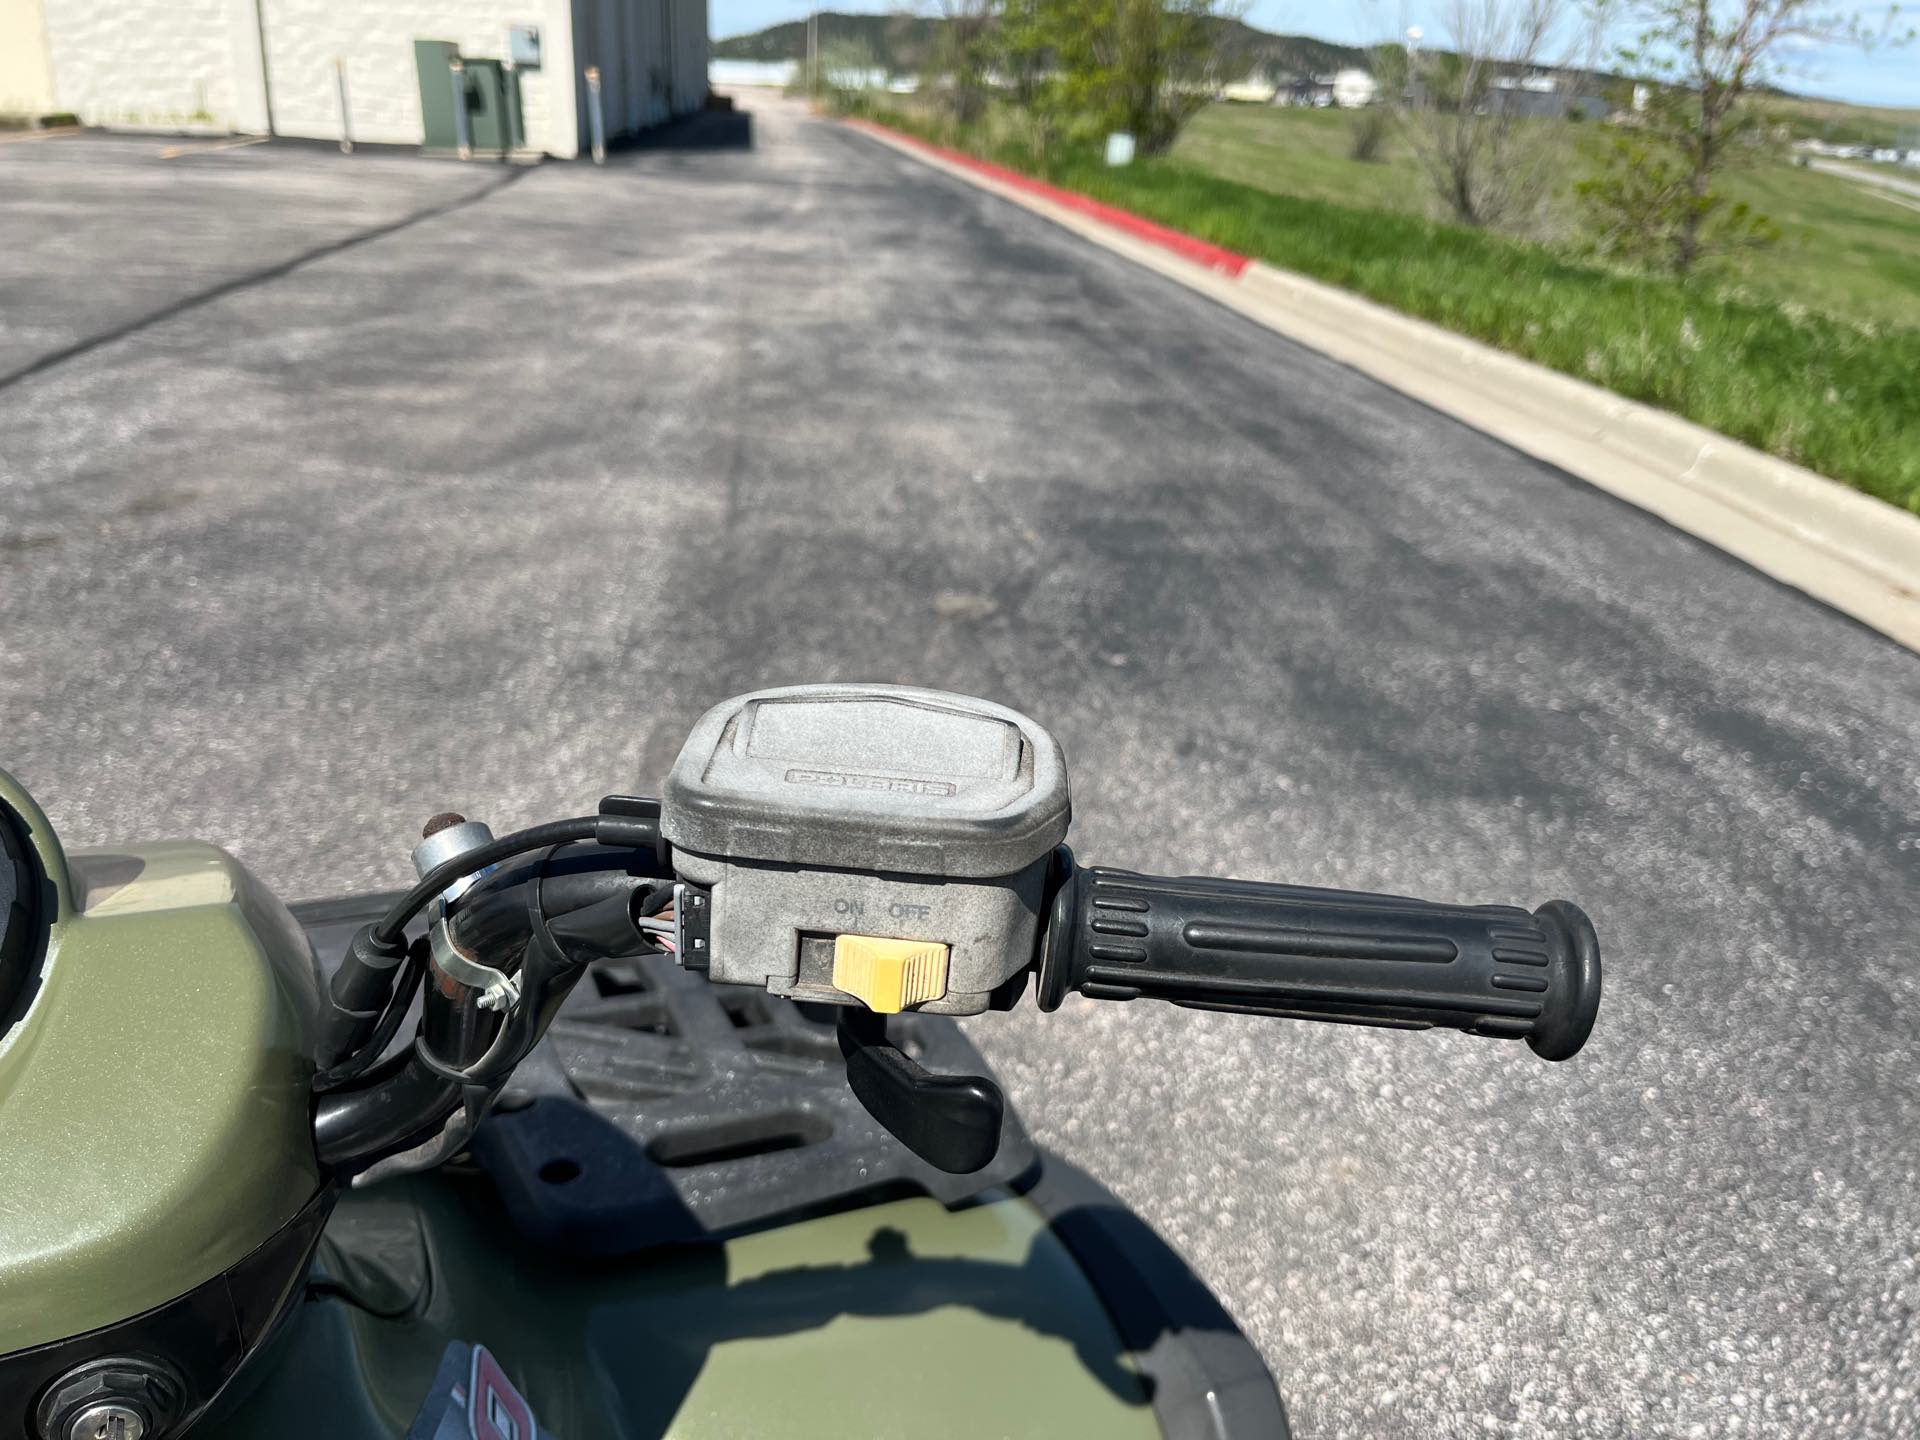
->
[1527,899,1602,1061]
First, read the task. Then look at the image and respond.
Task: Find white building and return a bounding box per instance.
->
[1,0,706,158]
[0,0,56,115]
[1220,71,1280,104]
[1490,71,1613,120]
[1330,68,1377,108]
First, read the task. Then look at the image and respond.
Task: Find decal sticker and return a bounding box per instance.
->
[406,1342,557,1440]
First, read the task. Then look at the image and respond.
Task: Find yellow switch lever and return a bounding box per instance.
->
[832,935,950,1014]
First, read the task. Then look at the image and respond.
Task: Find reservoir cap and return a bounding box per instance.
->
[659,684,1070,878]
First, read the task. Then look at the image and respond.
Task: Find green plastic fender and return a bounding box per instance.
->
[0,768,325,1352]
[205,1174,1165,1440]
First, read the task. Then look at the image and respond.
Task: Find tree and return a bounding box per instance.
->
[1582,0,1909,273]
[1376,0,1598,229]
[994,0,1057,113]
[1027,0,1230,155]
[996,0,1067,156]
[886,10,937,76]
[928,0,998,127]
[1577,90,1779,269]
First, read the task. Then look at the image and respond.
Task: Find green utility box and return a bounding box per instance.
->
[414,40,523,156]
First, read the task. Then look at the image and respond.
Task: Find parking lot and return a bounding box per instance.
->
[4,106,1919,1438]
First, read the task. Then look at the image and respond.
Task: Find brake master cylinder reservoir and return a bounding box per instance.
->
[659,685,1071,1016]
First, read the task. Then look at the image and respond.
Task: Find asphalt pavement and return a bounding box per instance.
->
[3,100,1918,1439]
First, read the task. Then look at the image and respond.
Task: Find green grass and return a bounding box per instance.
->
[1723,160,1920,329]
[1170,104,1920,332]
[1755,95,1920,150]
[853,97,1920,511]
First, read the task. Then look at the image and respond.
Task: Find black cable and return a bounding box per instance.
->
[371,816,600,947]
[412,842,569,1089]
[314,938,428,1091]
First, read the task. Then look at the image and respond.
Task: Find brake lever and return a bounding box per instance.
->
[835,1009,1004,1175]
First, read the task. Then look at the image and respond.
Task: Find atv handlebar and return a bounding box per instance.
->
[1036,865,1600,1061]
[312,788,1603,1180]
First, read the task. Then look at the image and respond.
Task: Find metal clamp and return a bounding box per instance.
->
[430,918,521,1013]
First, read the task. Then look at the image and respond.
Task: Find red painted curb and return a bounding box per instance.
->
[845,118,1251,280]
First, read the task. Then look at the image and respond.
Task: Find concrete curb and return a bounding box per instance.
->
[845,118,1920,652]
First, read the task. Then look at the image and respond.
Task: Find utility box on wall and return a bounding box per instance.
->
[461,56,517,153]
[414,40,521,155]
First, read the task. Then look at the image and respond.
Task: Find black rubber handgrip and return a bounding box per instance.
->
[1036,866,1600,1060]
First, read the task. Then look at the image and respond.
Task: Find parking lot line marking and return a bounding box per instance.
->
[158,136,269,160]
[0,163,529,394]
[0,127,81,146]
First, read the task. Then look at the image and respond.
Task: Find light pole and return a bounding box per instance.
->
[449,56,472,161]
[585,65,606,164]
[333,56,351,153]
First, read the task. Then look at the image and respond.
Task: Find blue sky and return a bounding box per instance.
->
[710,0,1920,108]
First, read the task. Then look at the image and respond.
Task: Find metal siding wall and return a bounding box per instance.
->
[675,0,703,115]
[572,0,699,136]
[654,0,671,123]
[656,0,674,119]
[628,0,650,130]
[593,0,621,136]
[639,0,661,128]
[618,0,638,131]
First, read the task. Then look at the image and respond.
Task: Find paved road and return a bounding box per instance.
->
[1809,155,1920,204]
[4,102,1919,1439]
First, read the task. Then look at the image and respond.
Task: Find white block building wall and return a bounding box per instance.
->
[0,0,59,115]
[257,0,577,153]
[36,0,705,156]
[40,0,268,129]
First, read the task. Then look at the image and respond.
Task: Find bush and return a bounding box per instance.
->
[1003,0,1226,156]
[1347,106,1389,162]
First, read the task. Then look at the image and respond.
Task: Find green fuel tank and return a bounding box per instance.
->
[0,768,326,1356]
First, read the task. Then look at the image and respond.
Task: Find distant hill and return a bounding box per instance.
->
[1202,18,1368,78]
[711,11,1370,79]
[710,11,1911,108]
[713,13,941,71]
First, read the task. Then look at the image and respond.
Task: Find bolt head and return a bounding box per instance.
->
[68,1404,145,1440]
[34,1356,184,1440]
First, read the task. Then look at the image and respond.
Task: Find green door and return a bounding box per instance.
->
[413,39,459,151]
